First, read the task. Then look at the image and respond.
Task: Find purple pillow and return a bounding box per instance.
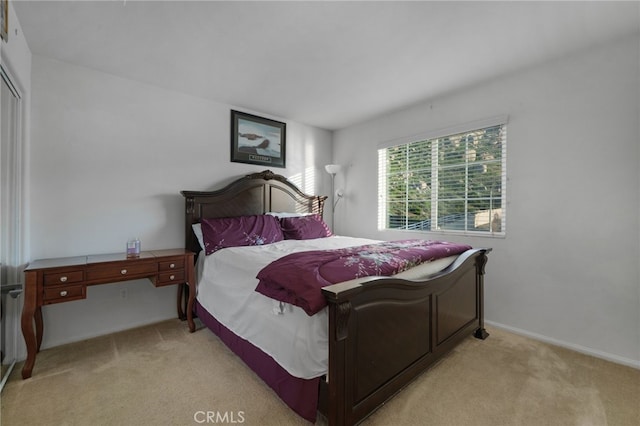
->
[201,215,284,255]
[280,214,333,240]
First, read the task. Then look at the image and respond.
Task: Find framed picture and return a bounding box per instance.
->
[1,0,8,42]
[230,110,286,168]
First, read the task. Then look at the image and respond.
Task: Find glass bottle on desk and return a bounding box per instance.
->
[126,238,141,258]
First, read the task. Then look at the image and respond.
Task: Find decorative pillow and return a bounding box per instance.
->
[280,214,333,240]
[201,215,284,255]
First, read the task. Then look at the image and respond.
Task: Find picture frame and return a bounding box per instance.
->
[230,110,286,168]
[1,0,8,42]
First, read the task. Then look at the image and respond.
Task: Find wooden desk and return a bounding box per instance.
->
[21,248,195,379]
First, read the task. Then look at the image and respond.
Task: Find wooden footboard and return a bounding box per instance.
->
[319,248,490,426]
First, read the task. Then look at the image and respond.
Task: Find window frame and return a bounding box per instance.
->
[378,116,507,238]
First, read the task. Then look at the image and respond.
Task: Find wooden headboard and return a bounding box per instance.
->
[180,170,327,254]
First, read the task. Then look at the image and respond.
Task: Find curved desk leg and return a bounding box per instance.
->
[21,272,38,379]
[35,306,44,351]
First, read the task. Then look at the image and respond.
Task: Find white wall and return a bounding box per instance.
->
[27,55,332,350]
[333,35,640,367]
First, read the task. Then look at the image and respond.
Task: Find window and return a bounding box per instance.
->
[378,117,507,236]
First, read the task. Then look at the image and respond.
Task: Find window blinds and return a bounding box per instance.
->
[378,117,507,236]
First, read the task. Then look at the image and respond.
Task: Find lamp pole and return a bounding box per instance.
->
[329,172,336,231]
[324,164,342,232]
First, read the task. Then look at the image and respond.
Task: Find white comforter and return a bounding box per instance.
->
[196,235,458,379]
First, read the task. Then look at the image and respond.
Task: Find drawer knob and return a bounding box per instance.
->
[121,269,127,275]
[60,290,68,297]
[60,276,68,282]
[169,275,175,280]
[170,263,175,269]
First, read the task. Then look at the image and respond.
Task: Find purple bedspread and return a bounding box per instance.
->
[255,239,471,315]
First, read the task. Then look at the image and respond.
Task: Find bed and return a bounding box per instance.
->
[181,170,490,425]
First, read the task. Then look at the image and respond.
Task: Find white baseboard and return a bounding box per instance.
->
[485,320,640,370]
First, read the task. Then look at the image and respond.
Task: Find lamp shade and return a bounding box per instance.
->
[324,164,341,175]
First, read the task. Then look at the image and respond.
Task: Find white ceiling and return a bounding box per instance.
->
[13,1,640,130]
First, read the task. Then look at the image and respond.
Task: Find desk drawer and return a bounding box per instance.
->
[43,284,86,304]
[159,258,184,271]
[43,270,84,286]
[86,262,157,281]
[157,270,185,286]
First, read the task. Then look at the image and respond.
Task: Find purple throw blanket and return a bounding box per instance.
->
[255,239,472,315]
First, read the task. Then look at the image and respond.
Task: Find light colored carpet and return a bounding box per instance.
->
[1,319,638,426]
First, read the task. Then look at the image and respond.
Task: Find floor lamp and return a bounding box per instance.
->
[324,164,343,231]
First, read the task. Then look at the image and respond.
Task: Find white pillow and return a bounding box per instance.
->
[265,211,315,218]
[192,223,205,249]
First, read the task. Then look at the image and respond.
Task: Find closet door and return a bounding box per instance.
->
[1,64,23,388]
